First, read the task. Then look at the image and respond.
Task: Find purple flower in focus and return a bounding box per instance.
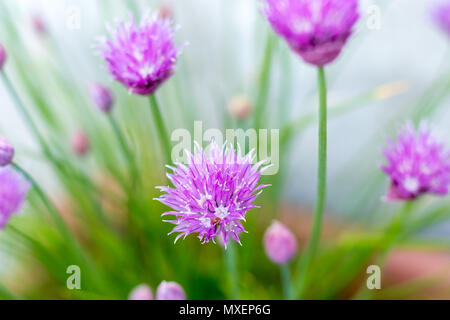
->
[0,166,31,229]
[263,0,359,66]
[156,141,269,248]
[382,123,450,202]
[0,137,14,167]
[433,1,450,37]
[129,284,154,300]
[156,281,185,300]
[263,220,298,265]
[98,13,180,96]
[0,43,7,70]
[89,83,114,113]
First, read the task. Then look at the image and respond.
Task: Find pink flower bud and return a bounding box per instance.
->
[0,137,14,167]
[263,220,298,265]
[89,83,114,113]
[32,14,47,35]
[156,281,186,300]
[158,4,173,20]
[227,95,252,121]
[71,130,90,157]
[0,44,7,70]
[128,284,154,300]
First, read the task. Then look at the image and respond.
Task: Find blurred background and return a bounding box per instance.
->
[0,0,449,300]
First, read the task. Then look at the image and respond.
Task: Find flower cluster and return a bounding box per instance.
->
[156,141,269,247]
[0,166,31,229]
[433,1,450,37]
[99,13,180,96]
[264,0,359,66]
[382,123,450,201]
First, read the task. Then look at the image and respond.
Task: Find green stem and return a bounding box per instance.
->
[296,67,328,298]
[148,95,172,163]
[253,33,274,130]
[281,263,294,300]
[224,242,240,299]
[107,114,138,187]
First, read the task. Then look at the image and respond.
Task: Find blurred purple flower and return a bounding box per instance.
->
[0,166,31,229]
[263,0,359,66]
[263,220,298,265]
[156,141,269,248]
[32,14,47,35]
[89,83,114,113]
[156,281,185,300]
[71,130,90,157]
[433,1,450,37]
[0,137,14,167]
[382,122,450,202]
[0,43,7,70]
[98,13,180,96]
[128,284,154,300]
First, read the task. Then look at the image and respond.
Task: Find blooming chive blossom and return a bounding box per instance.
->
[433,1,450,37]
[264,0,359,66]
[156,141,270,247]
[156,281,185,300]
[99,13,180,96]
[263,220,298,265]
[0,137,14,167]
[381,123,450,201]
[0,166,31,229]
[0,43,7,70]
[89,83,114,113]
[128,284,154,300]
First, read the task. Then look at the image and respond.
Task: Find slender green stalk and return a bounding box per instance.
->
[296,67,328,298]
[253,33,275,130]
[225,242,240,299]
[0,72,50,156]
[281,264,294,300]
[148,95,172,163]
[107,114,138,187]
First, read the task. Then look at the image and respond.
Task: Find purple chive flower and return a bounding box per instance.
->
[263,0,360,66]
[0,137,14,167]
[128,284,154,300]
[263,220,298,265]
[0,43,7,70]
[0,166,31,229]
[89,83,114,113]
[156,281,185,300]
[433,1,450,37]
[381,123,450,202]
[156,141,269,248]
[99,13,180,96]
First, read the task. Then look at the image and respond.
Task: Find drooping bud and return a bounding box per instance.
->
[156,281,186,300]
[128,284,154,300]
[89,83,114,113]
[263,220,298,265]
[0,44,7,70]
[71,130,90,157]
[227,95,252,121]
[0,137,14,167]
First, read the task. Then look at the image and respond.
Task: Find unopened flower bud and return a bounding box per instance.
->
[159,4,173,20]
[263,220,298,265]
[129,284,154,300]
[227,95,252,121]
[0,44,7,70]
[71,130,90,157]
[32,14,47,35]
[0,137,14,167]
[156,281,186,300]
[89,83,114,113]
